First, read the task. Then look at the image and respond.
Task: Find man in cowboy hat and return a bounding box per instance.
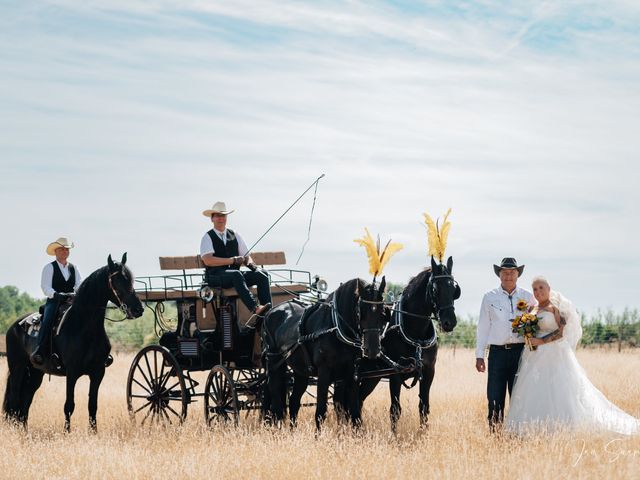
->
[31,237,83,366]
[200,201,271,320]
[475,257,535,431]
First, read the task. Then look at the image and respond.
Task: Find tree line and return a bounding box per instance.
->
[1,285,638,350]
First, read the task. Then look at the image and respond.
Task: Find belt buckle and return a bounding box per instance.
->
[504,343,512,350]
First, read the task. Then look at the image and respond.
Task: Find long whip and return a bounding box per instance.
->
[245,173,325,256]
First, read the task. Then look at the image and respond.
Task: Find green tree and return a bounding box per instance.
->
[0,285,44,333]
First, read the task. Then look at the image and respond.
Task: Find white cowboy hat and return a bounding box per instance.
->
[202,201,235,217]
[46,237,75,256]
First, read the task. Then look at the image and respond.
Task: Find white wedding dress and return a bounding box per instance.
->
[505,292,640,435]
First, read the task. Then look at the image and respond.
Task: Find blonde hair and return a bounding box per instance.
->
[531,275,550,287]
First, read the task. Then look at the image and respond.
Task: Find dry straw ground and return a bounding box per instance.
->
[1,348,639,479]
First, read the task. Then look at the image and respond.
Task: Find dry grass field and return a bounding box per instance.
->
[1,348,639,480]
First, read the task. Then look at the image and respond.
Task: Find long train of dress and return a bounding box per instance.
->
[505,310,640,435]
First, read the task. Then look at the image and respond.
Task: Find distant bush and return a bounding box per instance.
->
[1,285,638,351]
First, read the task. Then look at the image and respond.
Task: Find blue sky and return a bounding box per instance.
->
[1,0,639,317]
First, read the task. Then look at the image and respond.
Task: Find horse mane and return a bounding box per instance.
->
[402,268,431,301]
[73,262,134,310]
[332,278,369,323]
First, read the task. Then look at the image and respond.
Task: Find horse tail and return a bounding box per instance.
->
[2,319,30,422]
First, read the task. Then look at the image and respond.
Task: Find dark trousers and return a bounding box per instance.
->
[207,270,271,312]
[34,297,60,354]
[487,344,524,427]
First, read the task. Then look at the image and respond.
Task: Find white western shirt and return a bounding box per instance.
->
[475,286,535,358]
[199,228,249,257]
[41,261,83,299]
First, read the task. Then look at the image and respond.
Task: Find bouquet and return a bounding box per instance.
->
[511,300,540,351]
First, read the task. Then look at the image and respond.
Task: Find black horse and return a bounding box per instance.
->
[3,254,144,431]
[358,256,460,432]
[263,277,387,430]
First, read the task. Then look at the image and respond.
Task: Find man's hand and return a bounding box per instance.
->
[475,358,486,373]
[231,256,244,267]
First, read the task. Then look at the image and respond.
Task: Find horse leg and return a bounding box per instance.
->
[346,376,363,430]
[266,358,286,425]
[419,363,435,429]
[288,373,309,428]
[332,380,349,424]
[19,366,44,427]
[64,373,80,432]
[389,376,403,434]
[314,368,331,432]
[88,368,105,433]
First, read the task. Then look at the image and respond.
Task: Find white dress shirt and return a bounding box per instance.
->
[41,261,83,299]
[200,228,249,257]
[475,285,536,358]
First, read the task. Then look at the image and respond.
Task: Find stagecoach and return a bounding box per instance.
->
[128,251,326,425]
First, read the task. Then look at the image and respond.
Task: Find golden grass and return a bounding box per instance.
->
[1,348,639,479]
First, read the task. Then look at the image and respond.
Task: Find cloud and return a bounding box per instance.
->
[0,0,639,316]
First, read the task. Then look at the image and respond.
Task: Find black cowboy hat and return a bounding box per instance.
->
[493,257,525,277]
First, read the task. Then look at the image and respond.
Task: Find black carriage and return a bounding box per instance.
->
[127,252,322,425]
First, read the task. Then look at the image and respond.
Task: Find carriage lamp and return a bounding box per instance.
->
[198,285,214,303]
[312,275,328,293]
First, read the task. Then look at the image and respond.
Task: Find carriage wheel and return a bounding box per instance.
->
[233,368,264,419]
[204,365,239,426]
[126,345,188,425]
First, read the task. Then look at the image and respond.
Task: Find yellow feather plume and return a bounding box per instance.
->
[354,228,403,277]
[423,208,452,263]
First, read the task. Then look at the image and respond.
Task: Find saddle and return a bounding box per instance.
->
[19,299,73,338]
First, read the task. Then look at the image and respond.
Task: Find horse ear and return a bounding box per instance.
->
[121,252,128,265]
[108,254,115,270]
[447,256,453,273]
[378,276,386,295]
[430,256,437,271]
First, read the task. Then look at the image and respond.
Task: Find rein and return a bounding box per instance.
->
[105,270,132,322]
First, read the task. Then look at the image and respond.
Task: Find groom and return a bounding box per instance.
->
[475,257,535,431]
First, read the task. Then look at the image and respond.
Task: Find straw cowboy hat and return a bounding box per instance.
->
[202,201,235,217]
[46,237,75,256]
[493,257,525,277]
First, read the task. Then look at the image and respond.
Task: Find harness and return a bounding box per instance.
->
[267,295,387,375]
[382,272,457,387]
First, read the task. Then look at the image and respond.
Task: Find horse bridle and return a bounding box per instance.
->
[386,269,458,351]
[426,273,458,321]
[108,269,132,318]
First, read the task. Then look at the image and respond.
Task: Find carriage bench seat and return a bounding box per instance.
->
[136,251,296,302]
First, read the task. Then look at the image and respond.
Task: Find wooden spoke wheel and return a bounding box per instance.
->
[126,345,188,425]
[204,365,239,426]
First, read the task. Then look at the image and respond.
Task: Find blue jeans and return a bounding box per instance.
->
[35,297,60,353]
[207,270,271,311]
[487,344,524,426]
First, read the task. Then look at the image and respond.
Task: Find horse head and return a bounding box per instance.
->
[428,256,460,332]
[107,253,144,319]
[355,276,387,359]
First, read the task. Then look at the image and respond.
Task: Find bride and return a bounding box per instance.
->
[505,276,640,435]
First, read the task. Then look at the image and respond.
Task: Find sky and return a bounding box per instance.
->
[1,0,639,317]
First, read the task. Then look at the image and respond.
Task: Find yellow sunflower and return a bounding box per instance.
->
[516,299,528,311]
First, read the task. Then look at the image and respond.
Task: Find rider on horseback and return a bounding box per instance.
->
[30,237,82,366]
